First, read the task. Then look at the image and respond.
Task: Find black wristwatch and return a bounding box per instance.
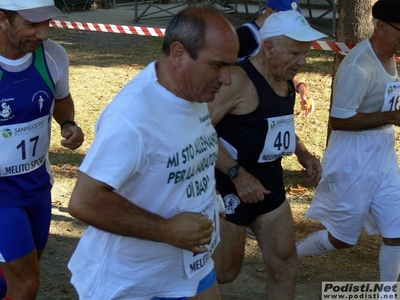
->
[227,163,241,179]
[61,120,78,129]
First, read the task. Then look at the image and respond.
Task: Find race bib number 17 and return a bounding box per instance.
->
[0,115,50,177]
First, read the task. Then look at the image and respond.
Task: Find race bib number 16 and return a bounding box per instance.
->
[382,82,400,112]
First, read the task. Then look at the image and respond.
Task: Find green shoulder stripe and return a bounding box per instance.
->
[34,43,55,93]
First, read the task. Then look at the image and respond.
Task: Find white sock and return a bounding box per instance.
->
[379,243,400,281]
[296,230,336,258]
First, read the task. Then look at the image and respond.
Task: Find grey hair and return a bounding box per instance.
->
[161,7,211,60]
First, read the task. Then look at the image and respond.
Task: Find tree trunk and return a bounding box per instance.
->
[326,0,377,145]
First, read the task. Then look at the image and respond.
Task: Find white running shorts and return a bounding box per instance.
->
[306,126,400,245]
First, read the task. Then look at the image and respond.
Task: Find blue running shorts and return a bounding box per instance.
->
[0,193,52,262]
[151,268,217,300]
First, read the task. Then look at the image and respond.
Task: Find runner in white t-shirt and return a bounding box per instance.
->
[67,7,239,300]
[297,0,400,283]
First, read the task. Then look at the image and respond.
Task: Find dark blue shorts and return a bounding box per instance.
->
[151,268,216,300]
[0,192,52,262]
[216,160,285,226]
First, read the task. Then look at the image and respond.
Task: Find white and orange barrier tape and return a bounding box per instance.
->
[50,19,400,61]
[51,20,165,36]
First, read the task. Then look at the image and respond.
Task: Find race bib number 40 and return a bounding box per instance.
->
[258,114,296,162]
[0,115,50,177]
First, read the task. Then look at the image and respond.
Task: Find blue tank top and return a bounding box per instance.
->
[0,43,55,206]
[214,58,296,165]
[236,21,260,61]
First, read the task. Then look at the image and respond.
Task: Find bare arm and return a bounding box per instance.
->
[68,172,214,253]
[293,76,314,117]
[294,135,321,184]
[53,93,84,150]
[208,66,258,125]
[53,93,75,125]
[215,141,270,203]
[331,110,400,131]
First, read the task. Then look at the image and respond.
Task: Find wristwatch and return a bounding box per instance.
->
[227,163,241,179]
[61,120,78,129]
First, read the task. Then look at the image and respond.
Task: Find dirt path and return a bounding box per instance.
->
[38,177,380,300]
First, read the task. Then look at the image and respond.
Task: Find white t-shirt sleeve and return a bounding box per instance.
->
[80,112,144,190]
[331,64,369,119]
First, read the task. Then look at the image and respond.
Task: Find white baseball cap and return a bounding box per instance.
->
[0,0,63,23]
[260,10,326,42]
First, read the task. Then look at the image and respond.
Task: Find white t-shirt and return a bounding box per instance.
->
[68,62,219,300]
[331,39,399,119]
